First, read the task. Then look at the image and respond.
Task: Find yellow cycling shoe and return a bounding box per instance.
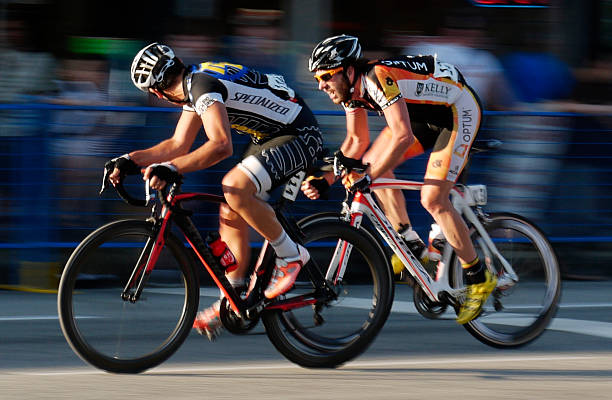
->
[456,270,498,325]
[391,253,405,275]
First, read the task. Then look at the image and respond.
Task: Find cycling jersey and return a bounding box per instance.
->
[181,61,323,196]
[344,55,483,182]
[182,62,319,144]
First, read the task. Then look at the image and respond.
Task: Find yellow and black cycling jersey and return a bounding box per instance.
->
[182,62,318,143]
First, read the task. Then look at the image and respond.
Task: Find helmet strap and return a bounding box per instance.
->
[342,65,358,95]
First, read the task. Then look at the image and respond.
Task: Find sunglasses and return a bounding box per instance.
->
[314,67,343,82]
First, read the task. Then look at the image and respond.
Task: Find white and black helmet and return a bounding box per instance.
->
[131,43,177,92]
[308,34,361,72]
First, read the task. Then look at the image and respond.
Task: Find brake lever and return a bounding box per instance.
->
[145,178,153,206]
[100,165,112,195]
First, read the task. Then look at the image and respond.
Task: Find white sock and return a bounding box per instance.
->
[270,230,299,260]
[219,276,246,298]
[398,225,421,242]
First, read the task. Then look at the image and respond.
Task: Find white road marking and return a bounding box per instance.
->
[4,297,612,339]
[14,354,609,376]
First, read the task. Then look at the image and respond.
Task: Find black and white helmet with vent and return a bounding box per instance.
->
[308,34,361,72]
[131,43,176,92]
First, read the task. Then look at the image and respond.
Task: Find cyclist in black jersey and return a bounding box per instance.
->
[303,35,496,324]
[108,43,323,339]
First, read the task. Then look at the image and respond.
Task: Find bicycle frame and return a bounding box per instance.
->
[336,178,519,303]
[120,173,334,322]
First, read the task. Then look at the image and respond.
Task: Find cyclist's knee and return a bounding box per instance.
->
[420,186,448,216]
[219,203,245,228]
[222,169,256,208]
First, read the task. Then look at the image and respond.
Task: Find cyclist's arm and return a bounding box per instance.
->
[128,110,203,167]
[340,107,370,160]
[367,100,414,180]
[164,102,232,174]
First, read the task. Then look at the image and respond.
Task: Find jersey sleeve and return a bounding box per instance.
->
[364,65,403,110]
[184,73,229,115]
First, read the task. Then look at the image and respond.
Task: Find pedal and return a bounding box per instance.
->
[493,290,504,312]
[313,304,325,326]
[313,311,325,326]
[396,269,416,287]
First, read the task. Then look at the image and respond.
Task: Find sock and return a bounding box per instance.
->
[462,257,485,285]
[219,276,246,298]
[398,223,421,242]
[270,230,299,260]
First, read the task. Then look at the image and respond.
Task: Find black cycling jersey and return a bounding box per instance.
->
[182,62,319,144]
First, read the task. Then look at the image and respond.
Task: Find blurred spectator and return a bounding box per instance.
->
[403,11,517,111]
[47,56,109,135]
[45,56,110,206]
[0,7,56,104]
[501,52,575,103]
[225,8,285,74]
[166,33,221,65]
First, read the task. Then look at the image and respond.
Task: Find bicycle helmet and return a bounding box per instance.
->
[308,34,361,72]
[131,42,177,92]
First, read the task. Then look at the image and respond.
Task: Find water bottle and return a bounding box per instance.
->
[427,224,445,262]
[206,232,238,272]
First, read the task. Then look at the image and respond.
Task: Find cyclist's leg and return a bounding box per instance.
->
[223,129,323,298]
[421,179,476,263]
[419,87,496,323]
[421,86,482,266]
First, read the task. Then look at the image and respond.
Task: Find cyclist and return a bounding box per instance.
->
[302,34,496,324]
[108,43,323,339]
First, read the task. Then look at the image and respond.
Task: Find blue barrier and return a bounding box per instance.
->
[1,103,611,283]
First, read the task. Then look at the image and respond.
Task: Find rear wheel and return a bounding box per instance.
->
[452,213,561,348]
[262,216,393,368]
[57,220,199,373]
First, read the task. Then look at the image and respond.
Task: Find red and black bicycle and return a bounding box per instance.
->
[57,168,393,373]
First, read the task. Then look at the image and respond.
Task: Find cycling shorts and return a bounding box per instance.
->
[383,86,482,183]
[237,127,323,197]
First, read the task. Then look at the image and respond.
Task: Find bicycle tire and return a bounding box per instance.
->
[57,220,199,373]
[261,216,394,368]
[451,212,561,348]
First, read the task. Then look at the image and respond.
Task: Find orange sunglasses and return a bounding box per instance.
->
[314,67,344,82]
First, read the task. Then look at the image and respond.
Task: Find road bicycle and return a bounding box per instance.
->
[310,146,561,348]
[57,168,394,373]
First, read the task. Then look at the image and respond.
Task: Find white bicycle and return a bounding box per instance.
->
[303,147,561,348]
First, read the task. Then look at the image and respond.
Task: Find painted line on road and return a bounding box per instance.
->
[4,298,612,339]
[0,316,99,321]
[14,354,609,376]
[343,298,612,340]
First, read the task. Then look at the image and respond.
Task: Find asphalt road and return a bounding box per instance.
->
[1,281,612,400]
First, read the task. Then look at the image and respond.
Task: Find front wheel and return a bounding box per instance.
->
[57,220,199,373]
[262,216,394,368]
[452,212,561,348]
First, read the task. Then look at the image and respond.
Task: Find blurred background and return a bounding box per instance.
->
[1,0,611,290]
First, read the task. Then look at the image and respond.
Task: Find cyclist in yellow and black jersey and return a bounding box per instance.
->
[108,43,323,340]
[302,35,496,324]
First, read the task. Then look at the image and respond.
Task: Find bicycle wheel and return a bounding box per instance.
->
[57,220,199,373]
[262,215,394,368]
[452,212,561,348]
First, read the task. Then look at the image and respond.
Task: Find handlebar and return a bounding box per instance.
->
[100,165,163,207]
[324,150,368,177]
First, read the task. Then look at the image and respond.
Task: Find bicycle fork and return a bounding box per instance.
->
[121,216,169,303]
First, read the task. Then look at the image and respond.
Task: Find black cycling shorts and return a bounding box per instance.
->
[237,127,323,196]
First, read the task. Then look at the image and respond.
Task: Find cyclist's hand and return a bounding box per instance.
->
[342,171,372,193]
[301,175,331,200]
[143,162,180,190]
[105,154,141,186]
